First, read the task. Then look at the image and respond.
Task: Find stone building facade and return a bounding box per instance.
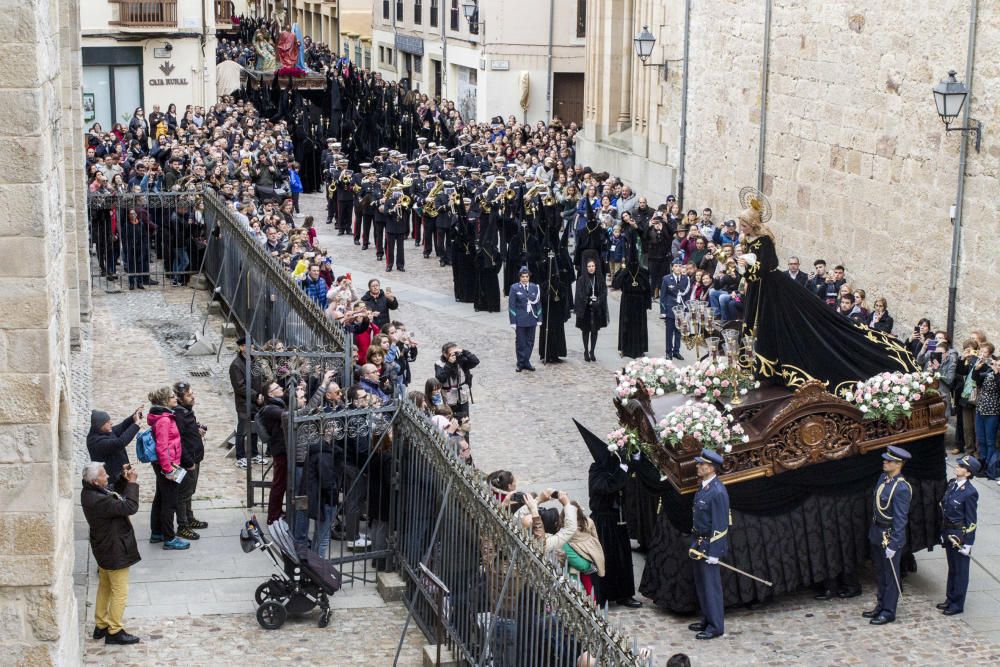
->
[0,0,89,662]
[578,0,1000,338]
[370,0,587,124]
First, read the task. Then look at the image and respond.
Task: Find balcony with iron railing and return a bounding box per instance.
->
[108,0,178,28]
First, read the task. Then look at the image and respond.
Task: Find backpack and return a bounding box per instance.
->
[961,368,977,406]
[135,429,158,463]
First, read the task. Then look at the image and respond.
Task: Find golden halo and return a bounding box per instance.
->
[738,186,772,223]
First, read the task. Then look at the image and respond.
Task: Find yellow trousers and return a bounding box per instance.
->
[94,566,130,635]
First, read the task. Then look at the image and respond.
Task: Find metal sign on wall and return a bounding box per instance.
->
[394,34,424,55]
[491,60,509,71]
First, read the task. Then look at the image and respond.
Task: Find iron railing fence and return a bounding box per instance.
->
[86,191,209,293]
[194,188,646,664]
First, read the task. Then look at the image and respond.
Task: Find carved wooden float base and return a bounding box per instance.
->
[615,380,947,494]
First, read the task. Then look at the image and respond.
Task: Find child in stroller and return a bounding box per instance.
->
[240,515,342,629]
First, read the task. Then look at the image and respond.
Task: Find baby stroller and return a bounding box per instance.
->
[240,515,342,629]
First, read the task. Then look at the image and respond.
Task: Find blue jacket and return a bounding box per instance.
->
[301,275,328,309]
[691,476,730,558]
[289,169,303,193]
[508,282,542,327]
[869,473,911,551]
[608,234,625,262]
[660,273,691,313]
[940,479,978,546]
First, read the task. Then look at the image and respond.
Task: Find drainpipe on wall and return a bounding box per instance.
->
[677,0,690,207]
[545,0,554,122]
[756,0,772,192]
[946,0,979,340]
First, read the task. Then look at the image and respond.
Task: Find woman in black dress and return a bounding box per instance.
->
[574,259,609,362]
[737,199,916,395]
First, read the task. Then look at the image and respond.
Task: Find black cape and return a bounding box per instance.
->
[613,264,652,359]
[589,460,636,604]
[742,235,917,395]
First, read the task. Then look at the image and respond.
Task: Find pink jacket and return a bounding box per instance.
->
[147,408,181,473]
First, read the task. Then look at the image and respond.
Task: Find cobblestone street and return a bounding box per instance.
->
[303,192,1000,665]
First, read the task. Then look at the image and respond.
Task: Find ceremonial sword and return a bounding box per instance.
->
[881,532,903,598]
[688,549,774,587]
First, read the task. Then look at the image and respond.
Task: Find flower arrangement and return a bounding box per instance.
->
[656,401,749,453]
[842,371,939,424]
[614,357,679,404]
[676,359,760,402]
[606,426,650,459]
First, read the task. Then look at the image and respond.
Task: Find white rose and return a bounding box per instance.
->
[859,405,869,413]
[656,388,665,396]
[741,435,750,443]
[902,401,910,410]
[607,444,618,452]
[724,444,733,453]
[621,398,629,407]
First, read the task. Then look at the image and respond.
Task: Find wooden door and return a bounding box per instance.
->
[553,73,584,126]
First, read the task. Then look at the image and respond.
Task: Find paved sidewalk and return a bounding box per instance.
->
[74,286,424,665]
[303,192,1000,664]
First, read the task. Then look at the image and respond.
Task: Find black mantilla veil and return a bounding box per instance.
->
[736,189,916,396]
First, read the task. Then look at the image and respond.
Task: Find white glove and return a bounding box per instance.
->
[706,556,719,565]
[885,548,896,560]
[958,545,972,557]
[631,452,641,461]
[510,324,516,329]
[619,463,629,472]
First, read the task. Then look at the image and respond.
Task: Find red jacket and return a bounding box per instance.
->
[147,408,182,474]
[354,322,381,364]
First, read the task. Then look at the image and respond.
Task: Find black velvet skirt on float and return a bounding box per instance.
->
[740,234,917,396]
[635,435,946,612]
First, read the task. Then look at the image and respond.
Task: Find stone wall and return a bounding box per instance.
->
[580,0,1000,339]
[0,0,85,663]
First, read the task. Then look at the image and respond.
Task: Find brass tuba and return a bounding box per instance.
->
[422,177,445,218]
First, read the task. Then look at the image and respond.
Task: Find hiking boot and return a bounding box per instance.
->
[187,519,208,529]
[177,526,200,540]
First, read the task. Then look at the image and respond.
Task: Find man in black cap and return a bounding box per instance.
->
[689,448,730,640]
[86,408,143,483]
[937,455,979,615]
[508,266,542,372]
[864,445,912,625]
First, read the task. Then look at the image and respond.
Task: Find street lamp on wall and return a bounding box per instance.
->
[462,0,482,29]
[634,25,668,81]
[933,70,982,152]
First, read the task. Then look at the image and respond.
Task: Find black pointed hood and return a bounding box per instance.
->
[574,418,611,467]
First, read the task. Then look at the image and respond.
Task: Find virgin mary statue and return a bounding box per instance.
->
[735,190,916,396]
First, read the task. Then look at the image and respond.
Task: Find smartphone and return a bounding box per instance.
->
[926,340,938,353]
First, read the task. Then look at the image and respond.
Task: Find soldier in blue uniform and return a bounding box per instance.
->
[688,448,730,640]
[937,455,979,615]
[863,445,912,625]
[508,266,542,372]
